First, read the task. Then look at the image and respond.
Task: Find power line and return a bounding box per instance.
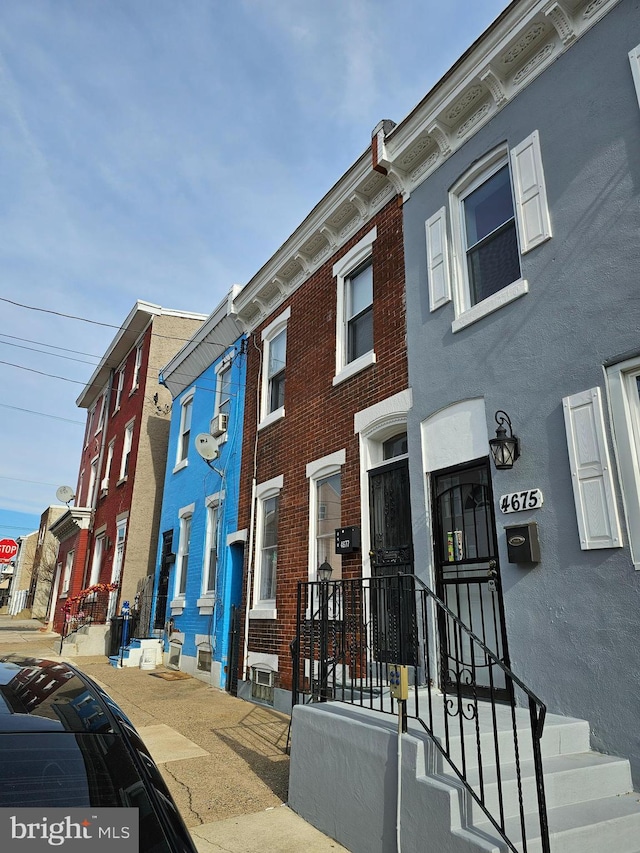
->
[0,361,86,385]
[0,476,62,487]
[0,333,102,359]
[0,403,85,424]
[0,339,100,366]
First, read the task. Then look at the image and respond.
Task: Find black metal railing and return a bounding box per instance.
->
[60,587,115,645]
[293,574,549,853]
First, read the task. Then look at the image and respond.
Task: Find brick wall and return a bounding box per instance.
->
[238,197,407,691]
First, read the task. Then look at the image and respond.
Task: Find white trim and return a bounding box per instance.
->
[174,507,194,599]
[119,419,135,481]
[333,227,377,380]
[451,279,529,333]
[256,475,284,498]
[179,502,196,518]
[563,387,623,551]
[425,207,452,311]
[260,310,289,426]
[246,651,278,671]
[606,357,640,566]
[175,387,195,468]
[252,475,283,614]
[510,130,552,254]
[306,449,346,480]
[257,406,285,431]
[261,306,291,342]
[629,44,640,111]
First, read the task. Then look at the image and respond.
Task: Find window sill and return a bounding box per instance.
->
[452,279,528,333]
[197,596,215,615]
[113,406,120,416]
[173,459,188,474]
[258,407,285,431]
[129,385,139,397]
[332,350,376,386]
[249,607,277,620]
[170,598,185,615]
[116,477,127,487]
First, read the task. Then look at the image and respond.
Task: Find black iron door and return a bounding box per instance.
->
[432,458,510,700]
[369,459,416,665]
[153,530,173,630]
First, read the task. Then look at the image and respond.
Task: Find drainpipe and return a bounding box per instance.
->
[242,333,263,683]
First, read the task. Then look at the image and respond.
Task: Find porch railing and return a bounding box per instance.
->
[60,586,116,646]
[293,574,549,853]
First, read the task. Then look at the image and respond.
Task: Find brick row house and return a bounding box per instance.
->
[50,302,205,652]
[233,153,410,712]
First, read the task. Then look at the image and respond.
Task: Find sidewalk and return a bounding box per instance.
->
[0,615,348,853]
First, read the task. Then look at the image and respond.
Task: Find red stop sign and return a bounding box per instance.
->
[0,538,18,562]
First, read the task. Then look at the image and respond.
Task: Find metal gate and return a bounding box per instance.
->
[369,458,416,665]
[432,458,510,700]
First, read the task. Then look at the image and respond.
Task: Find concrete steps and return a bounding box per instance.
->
[423,706,640,853]
[109,637,162,668]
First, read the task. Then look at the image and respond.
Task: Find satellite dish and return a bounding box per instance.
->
[194,433,219,462]
[56,485,75,505]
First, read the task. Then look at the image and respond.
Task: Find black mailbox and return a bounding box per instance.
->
[335,526,361,554]
[505,522,540,564]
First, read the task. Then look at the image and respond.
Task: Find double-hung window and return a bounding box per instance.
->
[131,344,143,392]
[333,227,377,385]
[306,451,345,582]
[260,309,289,428]
[120,420,134,481]
[87,457,99,507]
[203,498,220,596]
[89,535,104,586]
[62,550,74,595]
[213,361,232,438]
[176,390,194,469]
[175,506,194,598]
[114,368,124,412]
[428,132,551,332]
[252,475,283,617]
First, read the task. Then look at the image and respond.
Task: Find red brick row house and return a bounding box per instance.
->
[233,140,410,711]
[50,302,205,651]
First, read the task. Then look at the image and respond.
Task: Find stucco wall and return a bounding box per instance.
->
[402,0,640,779]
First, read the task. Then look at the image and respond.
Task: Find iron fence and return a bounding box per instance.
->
[293,574,549,853]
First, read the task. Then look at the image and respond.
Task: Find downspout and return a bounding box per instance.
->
[242,333,263,683]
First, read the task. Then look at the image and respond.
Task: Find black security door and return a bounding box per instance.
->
[153,530,173,630]
[432,458,510,700]
[369,458,416,665]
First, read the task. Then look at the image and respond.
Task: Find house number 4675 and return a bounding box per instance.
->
[499,489,543,514]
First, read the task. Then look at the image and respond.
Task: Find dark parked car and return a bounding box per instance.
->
[0,655,197,852]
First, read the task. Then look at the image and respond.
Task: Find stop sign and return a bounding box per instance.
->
[0,538,18,563]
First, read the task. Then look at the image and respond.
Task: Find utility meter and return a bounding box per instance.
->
[388,665,409,701]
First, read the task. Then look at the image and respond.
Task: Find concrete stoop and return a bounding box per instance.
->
[60,623,109,657]
[289,700,640,853]
[108,638,163,668]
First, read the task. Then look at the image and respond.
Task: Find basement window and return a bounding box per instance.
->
[251,667,274,705]
[168,641,182,670]
[197,648,212,672]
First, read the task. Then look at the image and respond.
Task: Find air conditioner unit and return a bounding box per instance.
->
[209,413,228,437]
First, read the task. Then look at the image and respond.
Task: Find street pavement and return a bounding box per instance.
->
[0,615,349,853]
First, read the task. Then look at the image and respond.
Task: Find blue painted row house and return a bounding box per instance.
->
[152,287,247,690]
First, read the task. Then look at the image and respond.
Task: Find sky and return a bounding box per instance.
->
[0,0,509,540]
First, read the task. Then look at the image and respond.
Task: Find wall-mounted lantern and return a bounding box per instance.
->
[317,560,333,582]
[489,410,520,470]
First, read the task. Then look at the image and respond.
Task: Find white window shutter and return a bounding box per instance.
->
[425,207,451,311]
[630,44,640,111]
[563,387,622,550]
[510,130,552,254]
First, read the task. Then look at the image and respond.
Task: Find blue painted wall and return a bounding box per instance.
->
[153,336,246,689]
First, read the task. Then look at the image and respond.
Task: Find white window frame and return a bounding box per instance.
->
[111,518,127,585]
[200,493,224,609]
[62,550,74,596]
[114,368,124,412]
[131,343,143,392]
[119,419,135,482]
[630,44,640,111]
[83,405,95,448]
[87,456,99,508]
[94,394,105,435]
[174,388,195,471]
[251,475,283,619]
[78,469,84,506]
[259,309,290,429]
[606,356,640,567]
[102,441,115,494]
[89,535,105,587]
[333,227,377,386]
[173,504,195,606]
[306,450,345,582]
[448,132,551,333]
[214,358,232,440]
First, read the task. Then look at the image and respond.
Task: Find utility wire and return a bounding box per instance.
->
[0,339,100,366]
[0,475,62,487]
[0,333,102,359]
[0,403,84,424]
